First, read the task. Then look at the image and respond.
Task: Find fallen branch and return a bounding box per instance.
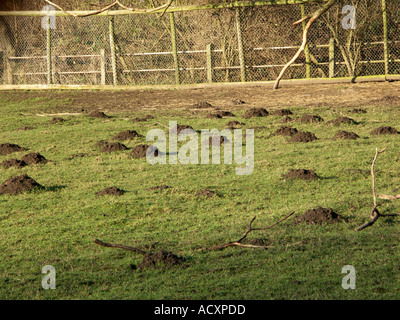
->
[273,0,337,89]
[94,238,148,255]
[200,211,296,251]
[44,0,174,17]
[356,147,400,231]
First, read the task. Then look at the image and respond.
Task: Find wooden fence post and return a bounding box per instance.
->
[235,7,246,82]
[46,15,53,85]
[301,5,311,78]
[100,49,106,85]
[170,12,180,85]
[109,16,118,85]
[329,38,335,78]
[382,0,389,75]
[206,43,214,83]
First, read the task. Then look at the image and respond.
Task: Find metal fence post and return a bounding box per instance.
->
[301,5,311,78]
[329,38,335,78]
[46,15,53,85]
[206,43,214,83]
[109,16,118,85]
[382,0,389,75]
[170,12,180,85]
[235,7,246,82]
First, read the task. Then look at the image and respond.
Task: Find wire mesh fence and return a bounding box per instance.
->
[0,0,398,86]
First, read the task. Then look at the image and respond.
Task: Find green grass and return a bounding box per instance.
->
[0,93,399,300]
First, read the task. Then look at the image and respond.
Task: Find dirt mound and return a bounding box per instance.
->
[371,126,399,135]
[216,111,235,117]
[0,174,43,195]
[0,143,26,156]
[289,131,317,142]
[206,113,222,119]
[51,117,65,124]
[283,169,318,180]
[296,207,342,225]
[243,108,269,119]
[226,120,244,127]
[271,109,293,116]
[21,153,48,165]
[112,130,142,140]
[132,115,154,122]
[334,131,360,140]
[232,99,245,105]
[138,250,185,269]
[97,142,128,152]
[95,187,124,196]
[1,159,28,169]
[196,189,217,198]
[170,124,195,135]
[351,108,367,114]
[88,111,110,119]
[281,116,294,123]
[147,185,170,191]
[131,144,159,159]
[190,101,213,109]
[326,116,357,126]
[274,126,298,137]
[298,114,324,123]
[207,136,230,145]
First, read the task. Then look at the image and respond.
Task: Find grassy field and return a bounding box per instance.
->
[0,85,399,300]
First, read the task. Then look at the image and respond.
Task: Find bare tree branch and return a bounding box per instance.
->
[273,0,337,89]
[94,238,148,255]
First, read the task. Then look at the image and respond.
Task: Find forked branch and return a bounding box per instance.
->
[356,147,400,231]
[200,211,296,251]
[273,0,337,89]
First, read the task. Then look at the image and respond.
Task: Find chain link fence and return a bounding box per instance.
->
[0,0,398,86]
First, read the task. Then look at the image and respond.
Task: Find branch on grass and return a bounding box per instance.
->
[356,147,400,231]
[273,0,337,89]
[200,211,296,251]
[44,0,174,17]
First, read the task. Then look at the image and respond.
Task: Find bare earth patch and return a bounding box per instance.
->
[283,169,318,180]
[0,174,43,195]
[295,207,343,225]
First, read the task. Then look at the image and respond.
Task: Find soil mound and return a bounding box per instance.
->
[326,116,356,126]
[271,109,293,116]
[88,111,110,119]
[289,131,317,142]
[216,111,235,117]
[232,99,245,105]
[226,120,244,127]
[1,159,28,169]
[190,101,213,109]
[21,153,48,165]
[351,108,367,114]
[132,115,154,122]
[274,126,298,137]
[283,169,318,180]
[170,124,195,135]
[112,130,142,140]
[334,131,360,140]
[95,187,124,196]
[196,189,217,198]
[138,250,185,269]
[206,113,222,119]
[0,143,26,155]
[296,207,342,225]
[298,114,324,123]
[0,174,43,195]
[371,126,399,135]
[281,116,293,123]
[147,185,170,191]
[96,142,128,152]
[131,144,159,159]
[51,117,65,124]
[243,108,269,119]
